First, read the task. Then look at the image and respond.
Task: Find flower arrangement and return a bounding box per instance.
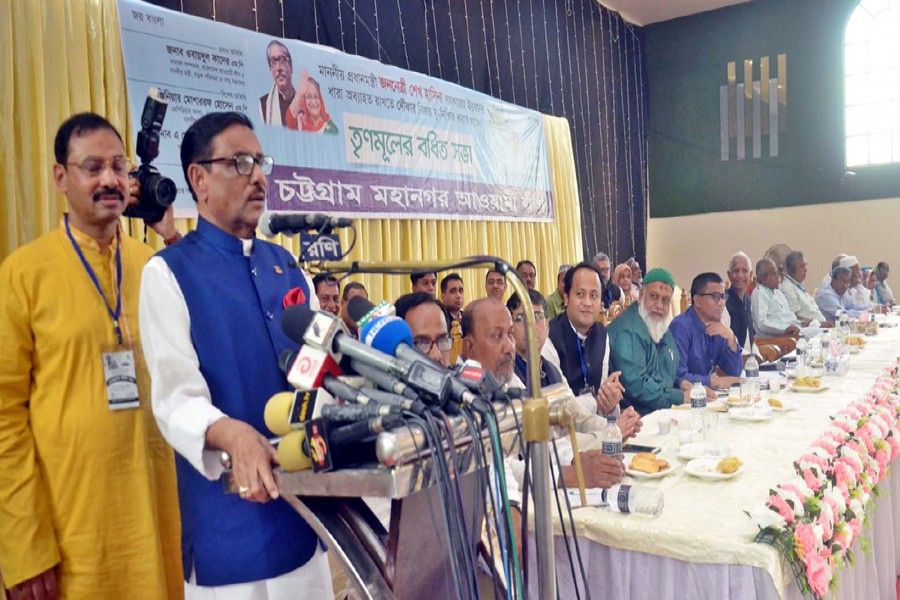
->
[752,367,900,598]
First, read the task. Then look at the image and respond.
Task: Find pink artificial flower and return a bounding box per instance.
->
[836,481,850,505]
[875,448,889,479]
[794,522,818,559]
[812,439,838,458]
[805,553,831,597]
[818,513,833,541]
[887,435,899,460]
[768,494,795,523]
[832,527,850,557]
[803,469,822,491]
[848,518,861,539]
[831,421,851,434]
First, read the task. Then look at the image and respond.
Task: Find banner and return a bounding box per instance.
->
[116,0,554,222]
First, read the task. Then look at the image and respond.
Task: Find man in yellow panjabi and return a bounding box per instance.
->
[0,113,183,598]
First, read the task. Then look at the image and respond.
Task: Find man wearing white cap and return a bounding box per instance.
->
[816,266,866,321]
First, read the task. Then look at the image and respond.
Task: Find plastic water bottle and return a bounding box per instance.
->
[601,484,664,517]
[820,331,832,363]
[601,414,623,459]
[690,380,707,437]
[795,338,809,378]
[744,354,760,404]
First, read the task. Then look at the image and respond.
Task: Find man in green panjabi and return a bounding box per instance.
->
[608,268,690,415]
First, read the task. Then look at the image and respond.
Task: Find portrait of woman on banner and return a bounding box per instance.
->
[286,71,339,135]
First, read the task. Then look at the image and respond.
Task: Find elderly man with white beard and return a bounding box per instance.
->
[608,268,688,415]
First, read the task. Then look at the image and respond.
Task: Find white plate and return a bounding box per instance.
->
[728,406,775,421]
[677,442,732,461]
[626,461,680,479]
[685,457,744,480]
[790,383,830,393]
[722,396,754,408]
[786,367,825,378]
[765,399,800,412]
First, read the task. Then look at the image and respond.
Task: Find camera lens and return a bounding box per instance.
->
[146,175,177,207]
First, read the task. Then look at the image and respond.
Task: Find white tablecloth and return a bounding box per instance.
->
[529,326,900,599]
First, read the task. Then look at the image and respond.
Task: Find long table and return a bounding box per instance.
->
[529,325,900,599]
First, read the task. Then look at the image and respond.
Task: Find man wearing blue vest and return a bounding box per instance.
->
[139,111,331,598]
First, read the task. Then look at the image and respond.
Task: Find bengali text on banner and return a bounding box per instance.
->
[116,0,554,222]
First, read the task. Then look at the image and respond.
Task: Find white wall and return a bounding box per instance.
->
[647,196,900,291]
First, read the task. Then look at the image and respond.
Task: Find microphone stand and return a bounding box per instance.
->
[316,257,570,600]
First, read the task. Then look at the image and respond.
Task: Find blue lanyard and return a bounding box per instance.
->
[575,337,589,385]
[64,215,124,345]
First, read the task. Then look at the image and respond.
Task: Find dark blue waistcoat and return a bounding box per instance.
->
[159,218,317,586]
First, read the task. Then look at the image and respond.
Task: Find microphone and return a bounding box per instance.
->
[264,388,337,436]
[259,212,353,237]
[279,346,342,390]
[349,359,421,400]
[281,305,404,375]
[347,296,395,330]
[329,414,406,446]
[360,314,478,410]
[300,414,401,472]
[282,305,471,408]
[320,403,401,422]
[280,343,422,414]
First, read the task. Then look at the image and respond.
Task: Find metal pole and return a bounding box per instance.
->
[529,441,556,600]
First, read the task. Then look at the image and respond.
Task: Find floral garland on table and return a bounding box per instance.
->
[750,365,900,599]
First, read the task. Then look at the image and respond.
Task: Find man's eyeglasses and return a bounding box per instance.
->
[513,311,547,322]
[66,156,130,177]
[697,292,727,303]
[196,154,274,176]
[268,56,291,68]
[413,335,453,354]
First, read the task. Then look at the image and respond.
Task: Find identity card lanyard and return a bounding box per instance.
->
[65,214,124,345]
[575,338,593,396]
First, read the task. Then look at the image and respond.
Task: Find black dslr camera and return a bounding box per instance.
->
[125,90,177,224]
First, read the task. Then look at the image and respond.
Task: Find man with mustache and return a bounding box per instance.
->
[139,112,331,597]
[548,262,637,427]
[259,40,295,126]
[0,113,183,598]
[608,268,689,415]
[751,259,804,357]
[463,296,626,554]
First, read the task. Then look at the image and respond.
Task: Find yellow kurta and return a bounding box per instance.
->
[0,220,183,598]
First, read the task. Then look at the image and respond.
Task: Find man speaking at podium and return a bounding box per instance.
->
[140,112,332,598]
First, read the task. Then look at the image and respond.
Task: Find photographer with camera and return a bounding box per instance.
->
[0,112,182,599]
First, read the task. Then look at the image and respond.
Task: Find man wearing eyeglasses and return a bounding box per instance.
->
[139,112,331,597]
[395,292,453,368]
[0,113,183,598]
[669,272,743,391]
[259,40,295,126]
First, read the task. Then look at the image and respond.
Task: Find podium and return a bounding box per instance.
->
[226,399,525,599]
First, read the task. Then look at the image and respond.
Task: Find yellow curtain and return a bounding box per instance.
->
[0,0,583,304]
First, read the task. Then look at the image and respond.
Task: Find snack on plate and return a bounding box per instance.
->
[794,376,821,388]
[630,452,668,474]
[844,336,866,346]
[768,398,783,408]
[716,456,743,474]
[726,396,740,404]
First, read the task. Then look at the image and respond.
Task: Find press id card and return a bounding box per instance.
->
[102,349,140,410]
